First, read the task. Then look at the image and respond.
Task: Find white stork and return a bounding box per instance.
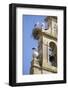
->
[32,48,39,58]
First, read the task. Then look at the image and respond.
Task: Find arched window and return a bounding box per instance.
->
[48,42,57,67]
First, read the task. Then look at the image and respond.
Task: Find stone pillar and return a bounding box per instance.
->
[42,37,48,67]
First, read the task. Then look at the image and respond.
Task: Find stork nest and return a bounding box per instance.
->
[32,28,42,40]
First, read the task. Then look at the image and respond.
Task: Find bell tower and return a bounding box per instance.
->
[30,16,57,74]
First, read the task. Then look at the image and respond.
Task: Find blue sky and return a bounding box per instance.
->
[23,15,46,75]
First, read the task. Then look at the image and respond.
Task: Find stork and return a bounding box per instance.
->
[32,48,39,59]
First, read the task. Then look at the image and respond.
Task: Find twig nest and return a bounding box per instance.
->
[32,28,42,40]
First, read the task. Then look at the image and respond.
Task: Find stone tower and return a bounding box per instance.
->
[30,16,57,74]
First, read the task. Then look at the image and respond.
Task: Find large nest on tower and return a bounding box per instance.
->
[32,28,42,40]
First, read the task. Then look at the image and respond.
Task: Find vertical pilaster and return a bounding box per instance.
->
[42,37,48,67]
